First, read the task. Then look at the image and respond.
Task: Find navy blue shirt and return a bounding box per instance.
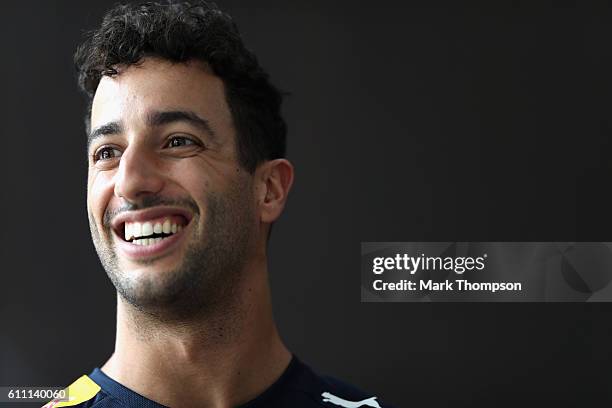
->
[45,355,395,408]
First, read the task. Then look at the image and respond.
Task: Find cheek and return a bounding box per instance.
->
[168,161,212,194]
[178,177,210,208]
[87,171,115,223]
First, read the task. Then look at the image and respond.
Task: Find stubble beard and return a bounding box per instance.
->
[88,185,254,324]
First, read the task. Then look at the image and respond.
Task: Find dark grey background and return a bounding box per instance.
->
[2,1,612,407]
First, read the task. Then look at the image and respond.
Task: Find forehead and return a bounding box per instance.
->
[91,58,232,130]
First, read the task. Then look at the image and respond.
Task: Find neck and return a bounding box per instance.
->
[101,261,291,408]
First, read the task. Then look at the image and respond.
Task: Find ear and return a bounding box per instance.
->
[255,159,294,224]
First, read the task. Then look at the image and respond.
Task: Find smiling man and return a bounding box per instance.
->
[47,1,395,408]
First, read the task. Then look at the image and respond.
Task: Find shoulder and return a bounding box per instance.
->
[285,357,397,408]
[42,374,118,408]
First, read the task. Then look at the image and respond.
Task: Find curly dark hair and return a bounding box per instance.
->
[74,1,287,173]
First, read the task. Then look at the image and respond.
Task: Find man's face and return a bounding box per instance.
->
[87,58,255,318]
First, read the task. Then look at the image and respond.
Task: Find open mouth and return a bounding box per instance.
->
[109,207,195,260]
[123,217,187,246]
[113,213,191,247]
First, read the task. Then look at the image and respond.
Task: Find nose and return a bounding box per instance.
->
[113,144,165,202]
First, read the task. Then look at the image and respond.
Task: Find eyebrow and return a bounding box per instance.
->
[88,122,122,148]
[147,110,215,137]
[87,110,216,148]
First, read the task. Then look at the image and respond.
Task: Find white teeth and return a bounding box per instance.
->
[125,224,133,241]
[132,237,164,246]
[132,223,142,238]
[124,218,184,243]
[142,222,153,237]
[163,219,171,234]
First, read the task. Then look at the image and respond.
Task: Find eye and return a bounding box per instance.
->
[93,146,122,162]
[166,136,197,148]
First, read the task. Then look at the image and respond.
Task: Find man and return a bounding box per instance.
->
[47,1,394,407]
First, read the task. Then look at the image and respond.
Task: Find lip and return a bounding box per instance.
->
[110,206,194,261]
